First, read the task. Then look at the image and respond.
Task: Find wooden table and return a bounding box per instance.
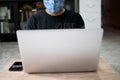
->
[0,58,120,80]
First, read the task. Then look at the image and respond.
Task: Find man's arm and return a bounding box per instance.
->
[76,14,85,29]
[27,15,37,29]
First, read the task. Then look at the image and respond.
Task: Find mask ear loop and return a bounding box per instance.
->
[63,0,65,10]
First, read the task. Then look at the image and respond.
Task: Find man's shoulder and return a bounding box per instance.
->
[65,9,81,17]
[32,10,45,18]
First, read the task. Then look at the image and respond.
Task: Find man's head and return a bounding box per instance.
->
[43,0,65,13]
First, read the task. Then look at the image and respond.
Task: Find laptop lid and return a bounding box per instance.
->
[17,29,103,73]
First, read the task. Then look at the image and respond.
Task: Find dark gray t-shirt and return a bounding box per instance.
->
[27,9,85,29]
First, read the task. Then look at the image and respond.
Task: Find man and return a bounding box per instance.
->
[27,0,85,29]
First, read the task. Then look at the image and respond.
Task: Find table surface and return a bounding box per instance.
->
[0,58,120,80]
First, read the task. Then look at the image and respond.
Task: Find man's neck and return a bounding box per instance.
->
[45,8,65,16]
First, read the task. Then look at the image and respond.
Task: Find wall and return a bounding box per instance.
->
[79,0,101,29]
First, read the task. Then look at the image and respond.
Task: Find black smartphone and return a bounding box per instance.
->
[9,62,23,71]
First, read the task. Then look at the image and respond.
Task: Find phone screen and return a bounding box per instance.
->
[9,62,23,71]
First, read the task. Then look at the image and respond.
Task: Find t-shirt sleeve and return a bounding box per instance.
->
[76,14,85,29]
[27,15,37,29]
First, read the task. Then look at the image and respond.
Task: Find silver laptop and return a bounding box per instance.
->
[17,29,103,73]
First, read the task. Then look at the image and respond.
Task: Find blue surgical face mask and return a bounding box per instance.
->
[43,0,64,13]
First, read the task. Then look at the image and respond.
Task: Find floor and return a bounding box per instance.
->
[100,26,120,75]
[0,42,20,72]
[0,27,120,76]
